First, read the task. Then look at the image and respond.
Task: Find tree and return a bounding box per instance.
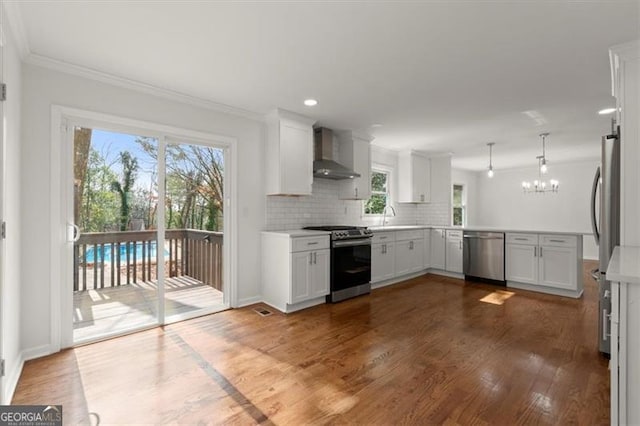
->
[80,148,119,232]
[137,138,224,231]
[110,151,139,231]
[73,127,92,224]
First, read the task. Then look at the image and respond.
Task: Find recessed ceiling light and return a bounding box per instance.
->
[303,99,318,107]
[371,124,383,128]
[598,107,616,115]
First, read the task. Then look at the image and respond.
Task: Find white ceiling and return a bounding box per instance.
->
[11,1,640,170]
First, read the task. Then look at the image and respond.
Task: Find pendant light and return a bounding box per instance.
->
[487,142,495,178]
[539,132,548,174]
[522,132,559,193]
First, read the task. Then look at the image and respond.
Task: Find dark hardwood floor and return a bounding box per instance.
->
[13,261,609,425]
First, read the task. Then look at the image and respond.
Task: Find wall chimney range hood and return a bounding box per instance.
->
[313,127,361,180]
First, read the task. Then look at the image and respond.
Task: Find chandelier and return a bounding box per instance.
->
[522,132,559,193]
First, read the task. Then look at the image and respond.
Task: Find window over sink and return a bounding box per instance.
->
[364,169,389,215]
[452,183,465,226]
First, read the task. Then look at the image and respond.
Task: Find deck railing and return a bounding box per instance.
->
[73,229,223,292]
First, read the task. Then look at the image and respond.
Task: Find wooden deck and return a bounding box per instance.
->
[73,275,225,342]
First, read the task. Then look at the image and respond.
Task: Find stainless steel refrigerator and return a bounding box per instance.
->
[590,126,620,356]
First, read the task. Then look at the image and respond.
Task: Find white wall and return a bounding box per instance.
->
[452,168,478,226]
[265,146,421,230]
[475,160,599,259]
[1,11,23,403]
[265,145,455,230]
[20,64,265,355]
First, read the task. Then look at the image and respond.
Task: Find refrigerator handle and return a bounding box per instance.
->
[591,166,600,245]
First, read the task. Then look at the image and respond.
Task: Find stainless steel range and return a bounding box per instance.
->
[303,226,372,302]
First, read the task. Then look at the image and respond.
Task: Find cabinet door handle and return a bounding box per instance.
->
[383,244,387,254]
[307,241,319,245]
[514,237,527,241]
[539,247,543,257]
[314,252,317,264]
[459,240,462,250]
[409,241,414,250]
[309,253,313,264]
[355,188,358,198]
[534,246,537,257]
[603,309,610,340]
[549,239,565,243]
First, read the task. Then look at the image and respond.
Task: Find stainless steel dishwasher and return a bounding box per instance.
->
[463,231,505,284]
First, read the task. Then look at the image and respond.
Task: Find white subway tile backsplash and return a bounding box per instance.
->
[265,178,451,230]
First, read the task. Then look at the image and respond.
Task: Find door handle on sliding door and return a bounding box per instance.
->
[67,223,81,242]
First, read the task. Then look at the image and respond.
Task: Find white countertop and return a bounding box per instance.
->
[607,246,640,284]
[262,230,331,237]
[368,225,589,236]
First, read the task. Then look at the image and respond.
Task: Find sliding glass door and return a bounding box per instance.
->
[163,140,227,323]
[70,124,228,345]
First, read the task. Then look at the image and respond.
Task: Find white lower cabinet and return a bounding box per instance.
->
[506,233,583,297]
[506,244,538,284]
[372,229,427,283]
[395,230,425,275]
[372,242,395,282]
[423,229,431,269]
[291,249,330,303]
[538,245,577,290]
[445,230,463,273]
[610,276,640,425]
[430,228,446,270]
[395,238,423,276]
[262,232,330,313]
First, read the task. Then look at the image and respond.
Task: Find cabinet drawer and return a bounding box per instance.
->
[446,230,462,240]
[540,234,577,248]
[373,232,396,244]
[506,233,538,245]
[396,229,424,241]
[292,236,329,252]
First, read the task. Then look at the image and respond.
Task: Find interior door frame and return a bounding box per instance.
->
[51,106,238,349]
[0,19,5,404]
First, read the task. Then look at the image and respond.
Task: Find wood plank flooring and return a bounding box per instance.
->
[73,275,225,342]
[15,261,608,425]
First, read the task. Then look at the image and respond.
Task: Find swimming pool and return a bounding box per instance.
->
[84,242,169,264]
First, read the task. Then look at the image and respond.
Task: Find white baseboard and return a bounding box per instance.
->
[3,354,24,405]
[371,271,427,290]
[507,281,583,299]
[427,269,465,279]
[22,344,53,362]
[236,295,262,308]
[2,344,52,404]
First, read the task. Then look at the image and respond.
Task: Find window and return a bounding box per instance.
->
[452,184,465,226]
[364,169,389,215]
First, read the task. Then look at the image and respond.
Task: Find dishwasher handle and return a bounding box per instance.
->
[463,235,504,240]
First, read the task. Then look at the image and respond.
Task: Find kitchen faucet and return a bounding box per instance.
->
[381,205,397,226]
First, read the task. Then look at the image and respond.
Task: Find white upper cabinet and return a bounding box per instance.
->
[398,151,430,203]
[430,155,452,204]
[265,109,316,196]
[610,41,640,245]
[338,131,373,200]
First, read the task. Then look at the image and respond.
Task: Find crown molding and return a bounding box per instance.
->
[24,53,265,122]
[2,1,30,59]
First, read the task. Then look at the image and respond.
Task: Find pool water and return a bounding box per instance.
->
[84,242,169,264]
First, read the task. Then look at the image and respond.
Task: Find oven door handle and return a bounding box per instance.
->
[332,239,372,248]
